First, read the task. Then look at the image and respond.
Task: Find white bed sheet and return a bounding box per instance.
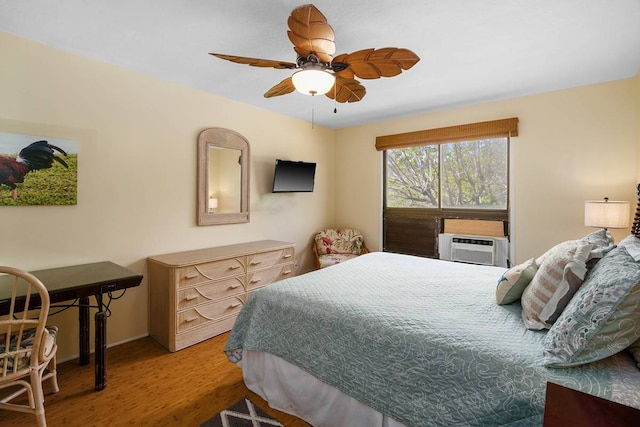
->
[242,350,407,427]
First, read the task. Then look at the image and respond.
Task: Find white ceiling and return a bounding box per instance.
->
[1,1,639,129]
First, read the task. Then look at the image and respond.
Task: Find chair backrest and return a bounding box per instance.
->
[314,228,365,256]
[0,266,50,378]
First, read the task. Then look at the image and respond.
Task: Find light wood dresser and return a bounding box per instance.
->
[148,240,295,351]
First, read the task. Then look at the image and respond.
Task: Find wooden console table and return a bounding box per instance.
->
[0,261,143,391]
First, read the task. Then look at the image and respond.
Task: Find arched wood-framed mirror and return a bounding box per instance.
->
[197,128,250,225]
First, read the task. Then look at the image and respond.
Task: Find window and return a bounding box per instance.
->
[385,138,508,210]
[377,118,518,258]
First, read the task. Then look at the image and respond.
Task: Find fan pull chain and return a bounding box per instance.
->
[311,93,315,129]
[334,84,337,114]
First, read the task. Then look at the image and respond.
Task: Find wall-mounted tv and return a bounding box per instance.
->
[272,159,316,193]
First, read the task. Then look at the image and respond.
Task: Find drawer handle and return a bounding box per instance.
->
[283,270,292,275]
[250,279,260,284]
[283,254,292,259]
[185,294,198,301]
[228,284,242,289]
[230,302,242,308]
[185,273,199,279]
[184,316,198,323]
[193,308,215,321]
[249,260,262,266]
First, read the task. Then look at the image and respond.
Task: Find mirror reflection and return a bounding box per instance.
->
[208,146,242,214]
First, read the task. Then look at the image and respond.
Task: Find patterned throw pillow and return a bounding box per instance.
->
[521,240,594,330]
[315,229,364,255]
[543,246,640,367]
[0,326,58,371]
[496,258,537,305]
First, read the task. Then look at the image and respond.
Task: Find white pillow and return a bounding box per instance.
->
[618,234,640,261]
[496,258,537,305]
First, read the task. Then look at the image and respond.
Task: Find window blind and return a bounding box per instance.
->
[375,117,519,151]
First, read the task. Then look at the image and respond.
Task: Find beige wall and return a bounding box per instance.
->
[335,78,638,264]
[0,32,335,360]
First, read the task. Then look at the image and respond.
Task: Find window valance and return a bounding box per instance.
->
[375,117,519,151]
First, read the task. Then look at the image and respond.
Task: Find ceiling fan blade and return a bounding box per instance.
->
[325,77,366,103]
[287,4,335,63]
[264,77,296,98]
[334,48,420,79]
[334,66,355,80]
[209,53,296,70]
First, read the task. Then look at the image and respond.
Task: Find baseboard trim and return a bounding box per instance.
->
[58,333,150,364]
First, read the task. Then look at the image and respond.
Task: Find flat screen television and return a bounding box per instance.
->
[272,159,316,193]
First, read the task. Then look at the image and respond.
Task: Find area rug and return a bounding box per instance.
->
[200,397,284,427]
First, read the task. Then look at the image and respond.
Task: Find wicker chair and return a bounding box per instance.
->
[0,266,59,427]
[313,228,370,269]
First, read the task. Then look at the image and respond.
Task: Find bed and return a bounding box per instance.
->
[225,236,640,426]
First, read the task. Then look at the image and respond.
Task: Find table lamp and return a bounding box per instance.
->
[584,197,630,231]
[208,196,218,214]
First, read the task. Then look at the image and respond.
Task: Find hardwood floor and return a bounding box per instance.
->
[0,333,311,426]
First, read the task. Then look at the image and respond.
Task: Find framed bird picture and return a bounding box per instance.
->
[0,132,77,206]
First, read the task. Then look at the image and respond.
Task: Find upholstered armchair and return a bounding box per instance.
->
[313,228,370,269]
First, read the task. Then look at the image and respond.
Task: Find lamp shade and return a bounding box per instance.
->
[292,68,335,96]
[584,199,630,229]
[208,196,218,212]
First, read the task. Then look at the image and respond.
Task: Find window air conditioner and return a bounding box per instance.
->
[438,233,509,267]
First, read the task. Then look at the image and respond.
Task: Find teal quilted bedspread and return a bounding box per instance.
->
[225,252,640,426]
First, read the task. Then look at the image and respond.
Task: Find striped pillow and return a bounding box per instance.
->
[536,229,614,267]
[521,240,594,330]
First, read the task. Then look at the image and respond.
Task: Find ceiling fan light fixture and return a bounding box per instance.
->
[211,5,420,106]
[292,67,335,96]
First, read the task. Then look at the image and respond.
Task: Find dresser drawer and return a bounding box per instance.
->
[178,257,244,287]
[247,247,294,272]
[247,263,295,292]
[177,295,245,333]
[177,277,245,310]
[173,316,238,352]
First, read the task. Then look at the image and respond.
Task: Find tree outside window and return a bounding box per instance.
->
[385,138,508,210]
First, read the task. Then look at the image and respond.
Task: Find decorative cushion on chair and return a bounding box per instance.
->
[0,326,58,371]
[318,253,360,269]
[315,229,365,256]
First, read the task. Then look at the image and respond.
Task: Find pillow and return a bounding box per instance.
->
[521,240,594,330]
[618,234,640,261]
[536,230,614,267]
[0,326,58,370]
[315,229,364,255]
[496,258,537,305]
[543,246,640,367]
[629,339,640,369]
[581,229,616,260]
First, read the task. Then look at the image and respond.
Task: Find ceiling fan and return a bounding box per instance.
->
[209,4,420,104]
